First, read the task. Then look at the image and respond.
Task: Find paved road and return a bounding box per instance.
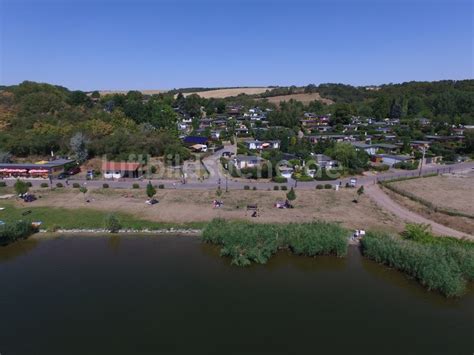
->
[3,161,473,191]
[365,184,472,239]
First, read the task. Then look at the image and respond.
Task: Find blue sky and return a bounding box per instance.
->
[1,0,473,90]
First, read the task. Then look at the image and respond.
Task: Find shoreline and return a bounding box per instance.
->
[34,228,202,238]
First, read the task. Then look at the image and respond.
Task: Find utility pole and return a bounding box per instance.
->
[418,147,426,177]
[225,176,228,192]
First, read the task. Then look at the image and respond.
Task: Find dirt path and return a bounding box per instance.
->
[365,184,473,240]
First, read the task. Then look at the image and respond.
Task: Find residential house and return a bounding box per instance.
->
[233,155,264,169]
[373,154,413,167]
[102,161,142,179]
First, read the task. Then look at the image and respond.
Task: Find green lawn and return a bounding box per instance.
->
[0,200,205,231]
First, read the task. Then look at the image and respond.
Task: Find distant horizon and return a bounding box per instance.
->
[2,78,474,93]
[1,0,472,91]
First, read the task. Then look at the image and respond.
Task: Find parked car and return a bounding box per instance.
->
[68,167,81,175]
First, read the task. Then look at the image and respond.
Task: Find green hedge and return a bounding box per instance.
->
[314,168,340,181]
[202,219,348,266]
[272,176,288,183]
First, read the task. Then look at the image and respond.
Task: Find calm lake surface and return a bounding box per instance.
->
[0,235,473,355]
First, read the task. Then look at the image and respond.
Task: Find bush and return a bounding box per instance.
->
[345,182,350,188]
[316,184,324,189]
[104,214,122,233]
[314,168,340,181]
[0,181,6,187]
[56,183,64,188]
[102,183,109,188]
[202,219,348,266]
[150,165,157,174]
[252,186,257,190]
[0,220,36,246]
[286,187,296,201]
[393,161,419,170]
[273,185,279,191]
[72,183,80,188]
[372,164,390,172]
[26,182,33,187]
[244,185,250,190]
[324,184,332,189]
[272,176,288,183]
[361,231,473,297]
[14,179,29,195]
[281,186,288,191]
[132,183,140,189]
[292,173,313,182]
[158,184,165,189]
[40,182,49,188]
[146,182,156,198]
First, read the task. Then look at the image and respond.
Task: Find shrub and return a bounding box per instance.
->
[132,183,140,189]
[273,185,279,191]
[345,182,350,188]
[202,219,348,266]
[281,186,288,191]
[150,165,157,174]
[158,184,165,189]
[252,186,257,190]
[0,181,6,187]
[324,184,332,189]
[104,214,122,233]
[314,168,340,181]
[272,176,288,183]
[146,181,156,198]
[26,181,32,187]
[72,183,80,188]
[14,179,29,195]
[316,184,324,189]
[56,183,64,188]
[40,182,49,188]
[0,220,35,246]
[286,187,296,201]
[393,161,419,170]
[372,164,390,172]
[102,183,109,188]
[244,185,250,190]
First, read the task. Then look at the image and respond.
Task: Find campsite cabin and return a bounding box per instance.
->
[102,162,142,179]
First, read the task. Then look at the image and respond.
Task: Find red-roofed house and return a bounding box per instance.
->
[102,162,142,179]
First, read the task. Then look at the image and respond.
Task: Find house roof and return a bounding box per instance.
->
[234,155,263,162]
[102,162,140,171]
[0,159,75,170]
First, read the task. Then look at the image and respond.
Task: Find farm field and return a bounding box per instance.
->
[0,187,403,233]
[183,87,270,98]
[99,89,167,95]
[262,92,334,105]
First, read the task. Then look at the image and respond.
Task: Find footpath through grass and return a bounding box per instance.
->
[0,201,205,231]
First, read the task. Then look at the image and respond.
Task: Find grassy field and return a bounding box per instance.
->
[0,186,404,233]
[262,92,334,105]
[0,200,205,231]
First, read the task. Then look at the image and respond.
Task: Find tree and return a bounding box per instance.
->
[0,151,12,163]
[104,213,122,233]
[79,186,88,201]
[146,181,156,198]
[286,187,296,201]
[14,179,29,195]
[70,132,88,162]
[91,91,100,99]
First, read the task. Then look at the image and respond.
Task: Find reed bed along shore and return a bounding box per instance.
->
[202,219,349,266]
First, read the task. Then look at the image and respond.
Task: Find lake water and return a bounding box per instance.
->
[0,235,473,355]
